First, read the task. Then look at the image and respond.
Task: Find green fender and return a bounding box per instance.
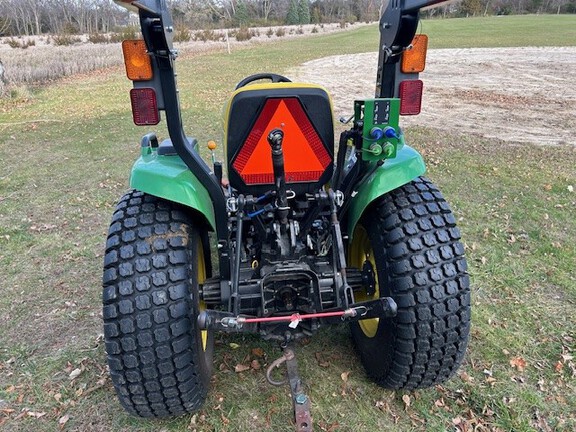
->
[129,150,215,230]
[346,144,426,237]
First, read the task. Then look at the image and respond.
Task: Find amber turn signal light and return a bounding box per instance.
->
[122,39,153,81]
[401,34,428,74]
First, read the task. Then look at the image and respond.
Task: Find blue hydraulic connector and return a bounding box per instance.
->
[370,127,384,140]
[383,126,399,139]
[370,126,399,141]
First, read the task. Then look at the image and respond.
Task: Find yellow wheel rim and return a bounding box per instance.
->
[197,242,208,351]
[349,225,380,338]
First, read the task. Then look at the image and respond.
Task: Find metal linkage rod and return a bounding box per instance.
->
[266,345,312,432]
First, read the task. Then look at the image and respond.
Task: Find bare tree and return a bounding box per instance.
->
[261,0,275,21]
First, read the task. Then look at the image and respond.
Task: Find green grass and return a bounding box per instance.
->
[422,14,576,48]
[1,14,575,432]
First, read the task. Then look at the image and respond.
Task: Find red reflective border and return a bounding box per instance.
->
[399,80,423,116]
[130,88,159,125]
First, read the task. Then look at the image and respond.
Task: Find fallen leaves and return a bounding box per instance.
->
[340,371,350,396]
[554,361,564,373]
[555,348,576,376]
[451,407,503,432]
[0,357,111,428]
[234,363,250,373]
[318,420,340,432]
[58,414,70,429]
[29,223,58,233]
[375,397,400,424]
[26,410,47,418]
[68,368,82,380]
[315,351,330,368]
[232,346,268,374]
[251,347,265,358]
[459,371,474,383]
[434,398,446,408]
[401,394,411,410]
[509,356,527,372]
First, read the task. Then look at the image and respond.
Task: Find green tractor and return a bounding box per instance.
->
[104,0,470,428]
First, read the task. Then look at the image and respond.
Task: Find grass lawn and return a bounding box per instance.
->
[0,14,575,432]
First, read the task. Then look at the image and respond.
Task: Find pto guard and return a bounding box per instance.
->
[129,142,216,230]
[346,144,426,237]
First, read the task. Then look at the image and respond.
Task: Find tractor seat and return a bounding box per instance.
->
[223,82,334,196]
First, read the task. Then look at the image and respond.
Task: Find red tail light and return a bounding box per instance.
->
[399,80,423,116]
[130,88,159,125]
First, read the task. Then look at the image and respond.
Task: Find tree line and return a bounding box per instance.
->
[1,0,574,37]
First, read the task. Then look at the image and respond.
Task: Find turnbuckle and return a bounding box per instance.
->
[197,298,397,332]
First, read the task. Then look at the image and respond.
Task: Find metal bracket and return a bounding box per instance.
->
[266,344,312,432]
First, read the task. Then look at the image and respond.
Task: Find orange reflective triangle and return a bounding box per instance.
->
[233,98,330,184]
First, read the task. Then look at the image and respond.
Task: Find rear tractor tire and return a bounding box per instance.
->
[102,190,213,418]
[349,177,470,389]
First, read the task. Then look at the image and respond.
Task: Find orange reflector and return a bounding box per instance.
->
[401,34,428,74]
[122,39,153,81]
[399,80,423,116]
[130,88,159,125]
[232,98,331,185]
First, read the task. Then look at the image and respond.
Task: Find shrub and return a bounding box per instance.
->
[5,38,21,48]
[275,27,286,37]
[266,28,274,38]
[4,38,36,49]
[311,26,318,34]
[88,33,110,44]
[235,27,253,42]
[174,26,191,43]
[61,22,80,35]
[8,85,33,101]
[52,34,82,46]
[108,33,123,43]
[109,26,139,43]
[194,29,217,42]
[296,26,304,35]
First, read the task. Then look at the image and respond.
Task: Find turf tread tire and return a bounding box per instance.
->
[103,190,212,418]
[350,177,470,390]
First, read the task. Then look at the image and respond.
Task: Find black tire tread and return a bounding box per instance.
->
[102,190,209,418]
[351,177,470,389]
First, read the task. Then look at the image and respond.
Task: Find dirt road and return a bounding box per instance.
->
[291,47,576,146]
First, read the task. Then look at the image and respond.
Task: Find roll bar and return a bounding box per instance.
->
[113,0,453,280]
